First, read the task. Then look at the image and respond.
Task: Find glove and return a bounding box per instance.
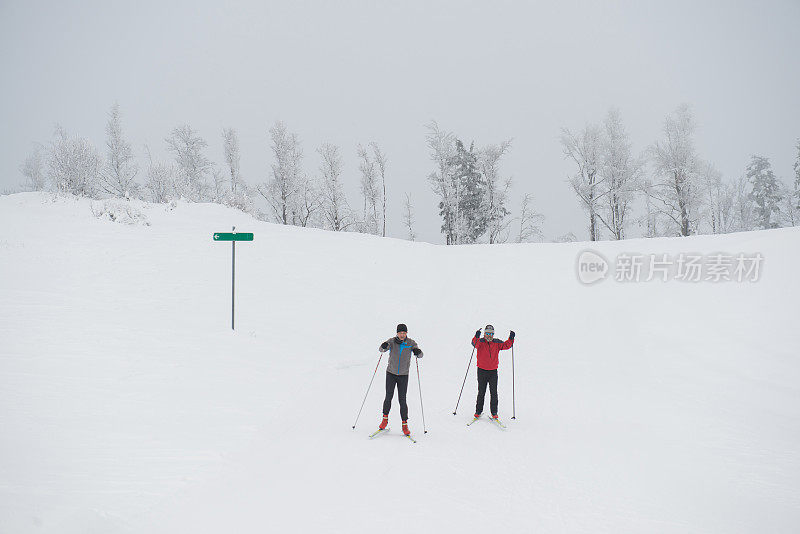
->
[475,329,481,339]
[509,330,515,340]
[380,341,389,350]
[412,348,422,356]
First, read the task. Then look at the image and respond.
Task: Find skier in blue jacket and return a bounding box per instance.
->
[376,323,423,436]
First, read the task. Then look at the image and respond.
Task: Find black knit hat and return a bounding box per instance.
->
[397,323,408,333]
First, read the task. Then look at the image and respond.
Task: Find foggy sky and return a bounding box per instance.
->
[1,0,798,243]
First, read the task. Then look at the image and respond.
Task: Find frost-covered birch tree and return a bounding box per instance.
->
[101,103,139,199]
[516,193,545,243]
[480,140,513,244]
[143,145,176,203]
[794,140,800,212]
[296,175,321,228]
[318,142,351,231]
[357,144,380,234]
[638,176,662,238]
[47,125,102,198]
[785,141,800,226]
[426,122,457,244]
[403,193,416,241]
[20,143,47,191]
[698,161,735,234]
[778,181,799,227]
[258,121,303,225]
[222,128,240,193]
[647,105,703,237]
[218,128,253,212]
[165,124,212,202]
[371,142,388,237]
[732,174,756,232]
[561,124,603,241]
[599,109,640,240]
[211,167,226,202]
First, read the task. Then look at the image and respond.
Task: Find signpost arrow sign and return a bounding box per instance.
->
[213,227,254,330]
[213,232,254,241]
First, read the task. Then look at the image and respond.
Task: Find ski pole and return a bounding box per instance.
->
[511,344,516,420]
[352,353,382,429]
[416,356,427,434]
[453,346,476,415]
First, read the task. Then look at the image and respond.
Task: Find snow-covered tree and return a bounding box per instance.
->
[647,104,703,236]
[47,125,101,198]
[448,139,487,244]
[793,139,800,212]
[697,161,736,234]
[778,180,799,227]
[216,128,253,212]
[357,144,380,234]
[20,143,47,191]
[318,142,352,231]
[144,162,176,204]
[371,142,388,237]
[165,124,212,202]
[143,145,176,203]
[599,109,640,240]
[222,128,240,193]
[211,167,226,202]
[296,175,321,228]
[403,193,416,241]
[426,121,457,244]
[480,141,513,244]
[746,155,782,229]
[731,174,756,232]
[101,103,139,199]
[561,124,603,241]
[427,122,511,244]
[258,121,303,225]
[638,175,663,238]
[516,193,545,243]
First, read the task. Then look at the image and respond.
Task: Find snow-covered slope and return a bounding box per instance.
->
[1,193,798,533]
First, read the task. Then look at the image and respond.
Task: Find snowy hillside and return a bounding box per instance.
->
[1,192,798,534]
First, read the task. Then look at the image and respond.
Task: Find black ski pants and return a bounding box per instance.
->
[382,371,409,420]
[476,367,499,416]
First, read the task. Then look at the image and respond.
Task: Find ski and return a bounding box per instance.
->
[405,434,417,443]
[369,428,389,439]
[489,417,507,429]
[467,416,481,426]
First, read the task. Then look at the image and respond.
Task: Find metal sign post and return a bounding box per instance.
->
[213,227,254,330]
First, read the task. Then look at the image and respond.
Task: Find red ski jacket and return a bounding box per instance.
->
[472,335,514,371]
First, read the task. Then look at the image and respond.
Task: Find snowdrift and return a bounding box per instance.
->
[1,193,798,533]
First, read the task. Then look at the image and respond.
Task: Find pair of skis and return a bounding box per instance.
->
[369,416,506,442]
[368,427,417,443]
[467,415,507,429]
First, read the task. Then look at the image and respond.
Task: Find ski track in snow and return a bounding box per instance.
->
[1,193,799,533]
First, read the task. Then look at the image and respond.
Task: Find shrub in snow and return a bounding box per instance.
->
[91,200,150,226]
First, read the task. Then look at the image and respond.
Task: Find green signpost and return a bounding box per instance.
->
[213,227,254,330]
[213,232,254,241]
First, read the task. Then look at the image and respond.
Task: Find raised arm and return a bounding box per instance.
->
[472,329,481,347]
[499,330,515,350]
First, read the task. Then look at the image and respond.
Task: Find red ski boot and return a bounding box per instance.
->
[378,415,388,430]
[402,420,411,436]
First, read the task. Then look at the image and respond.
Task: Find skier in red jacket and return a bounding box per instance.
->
[472,324,514,420]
